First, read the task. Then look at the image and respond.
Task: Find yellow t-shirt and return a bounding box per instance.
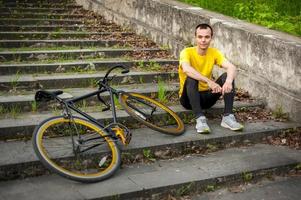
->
[178,47,225,96]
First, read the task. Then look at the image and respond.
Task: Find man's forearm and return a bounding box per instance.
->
[182,63,212,84]
[222,60,237,84]
[226,68,235,83]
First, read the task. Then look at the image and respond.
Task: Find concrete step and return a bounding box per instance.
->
[2,0,74,3]
[193,176,301,200]
[0,142,299,199]
[0,120,298,180]
[0,18,83,25]
[0,13,84,19]
[0,39,142,48]
[0,70,177,91]
[0,39,139,48]
[0,24,122,32]
[0,82,179,112]
[0,58,177,75]
[0,47,161,62]
[0,7,70,13]
[1,3,81,9]
[0,31,133,40]
[0,100,265,141]
[0,25,86,32]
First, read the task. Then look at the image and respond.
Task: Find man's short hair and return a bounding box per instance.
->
[195,23,213,36]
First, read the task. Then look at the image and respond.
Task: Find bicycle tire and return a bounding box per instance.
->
[32,116,121,183]
[119,92,185,135]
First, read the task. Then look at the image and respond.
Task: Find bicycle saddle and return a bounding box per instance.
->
[35,90,63,102]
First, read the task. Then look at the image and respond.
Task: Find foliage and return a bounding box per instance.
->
[178,0,301,36]
[175,182,194,196]
[157,80,167,103]
[242,171,253,182]
[204,184,216,192]
[142,149,156,161]
[272,104,288,119]
[10,71,21,92]
[31,101,37,113]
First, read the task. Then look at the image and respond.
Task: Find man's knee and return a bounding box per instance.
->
[217,73,235,88]
[219,73,227,84]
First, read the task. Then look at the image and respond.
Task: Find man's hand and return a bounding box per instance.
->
[222,81,233,95]
[208,80,222,93]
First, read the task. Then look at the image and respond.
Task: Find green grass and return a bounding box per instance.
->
[142,149,156,161]
[178,0,301,36]
[272,104,289,119]
[10,71,21,91]
[157,80,167,103]
[136,60,162,71]
[242,171,253,182]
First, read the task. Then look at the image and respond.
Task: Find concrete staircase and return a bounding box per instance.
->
[0,0,300,199]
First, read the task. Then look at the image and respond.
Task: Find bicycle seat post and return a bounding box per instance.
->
[108,87,118,124]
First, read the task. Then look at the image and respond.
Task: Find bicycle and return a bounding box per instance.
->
[32,65,185,183]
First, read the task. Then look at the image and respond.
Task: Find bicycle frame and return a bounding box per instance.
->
[32,65,184,183]
[62,86,119,129]
[59,67,156,130]
[61,87,122,148]
[38,65,157,153]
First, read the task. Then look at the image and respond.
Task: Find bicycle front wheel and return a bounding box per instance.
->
[119,92,185,135]
[32,116,121,183]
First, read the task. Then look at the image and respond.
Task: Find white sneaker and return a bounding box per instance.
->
[196,116,211,134]
[221,114,244,131]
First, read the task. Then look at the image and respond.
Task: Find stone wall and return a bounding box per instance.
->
[76,0,301,122]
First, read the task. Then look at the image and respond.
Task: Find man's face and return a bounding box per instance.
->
[195,27,212,50]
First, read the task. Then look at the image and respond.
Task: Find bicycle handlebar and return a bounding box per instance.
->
[101,65,129,85]
[96,65,129,111]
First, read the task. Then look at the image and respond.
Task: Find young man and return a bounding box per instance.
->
[178,23,243,133]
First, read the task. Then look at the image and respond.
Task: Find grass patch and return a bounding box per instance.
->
[136,60,162,71]
[10,71,21,91]
[0,105,22,119]
[242,171,253,182]
[143,149,156,162]
[178,0,301,36]
[272,104,289,120]
[157,80,167,103]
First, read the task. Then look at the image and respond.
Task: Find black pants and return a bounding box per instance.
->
[180,73,235,118]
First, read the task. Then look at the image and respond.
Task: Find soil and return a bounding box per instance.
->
[262,128,301,150]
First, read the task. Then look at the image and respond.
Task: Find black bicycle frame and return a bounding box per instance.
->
[62,87,119,129]
[52,86,121,153]
[52,71,157,153]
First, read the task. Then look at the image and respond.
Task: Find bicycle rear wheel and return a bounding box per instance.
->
[119,92,185,135]
[32,116,121,183]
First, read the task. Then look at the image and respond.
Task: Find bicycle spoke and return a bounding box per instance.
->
[120,93,184,135]
[34,117,120,182]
